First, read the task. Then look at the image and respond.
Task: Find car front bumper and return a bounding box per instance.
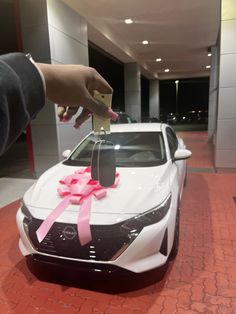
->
[16,207,172,273]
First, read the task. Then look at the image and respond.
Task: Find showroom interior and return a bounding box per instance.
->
[0,0,236,313]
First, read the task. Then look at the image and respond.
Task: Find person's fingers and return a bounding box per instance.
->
[74,108,92,129]
[57,105,67,121]
[58,106,79,122]
[92,73,113,94]
[83,90,118,120]
[64,107,79,120]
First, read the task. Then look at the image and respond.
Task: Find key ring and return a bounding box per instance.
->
[100,127,107,140]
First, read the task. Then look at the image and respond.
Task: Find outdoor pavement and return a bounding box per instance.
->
[0,131,236,313]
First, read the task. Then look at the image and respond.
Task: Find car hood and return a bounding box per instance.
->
[24,163,171,224]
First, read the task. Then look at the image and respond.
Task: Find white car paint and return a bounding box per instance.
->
[16,123,191,273]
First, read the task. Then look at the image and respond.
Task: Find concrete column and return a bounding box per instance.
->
[208,44,220,141]
[215,0,236,169]
[124,63,141,122]
[20,0,90,176]
[149,80,160,119]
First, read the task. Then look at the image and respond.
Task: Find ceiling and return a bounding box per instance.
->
[63,0,220,80]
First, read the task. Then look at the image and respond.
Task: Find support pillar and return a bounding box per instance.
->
[20,0,90,176]
[208,44,220,142]
[149,80,160,119]
[215,0,236,169]
[124,63,141,122]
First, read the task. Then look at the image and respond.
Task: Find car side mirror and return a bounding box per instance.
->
[62,149,71,159]
[174,149,192,161]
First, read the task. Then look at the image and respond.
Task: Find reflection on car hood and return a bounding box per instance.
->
[24,163,171,224]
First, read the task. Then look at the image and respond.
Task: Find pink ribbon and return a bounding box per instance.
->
[36,167,119,246]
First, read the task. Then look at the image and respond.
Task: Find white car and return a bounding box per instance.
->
[17,123,191,274]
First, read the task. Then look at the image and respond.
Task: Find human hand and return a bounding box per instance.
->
[36,63,118,128]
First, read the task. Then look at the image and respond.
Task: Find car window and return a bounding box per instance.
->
[111,112,132,124]
[119,114,129,123]
[166,127,178,159]
[64,132,166,167]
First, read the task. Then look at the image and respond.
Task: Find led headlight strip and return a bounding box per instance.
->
[21,201,32,221]
[121,193,172,232]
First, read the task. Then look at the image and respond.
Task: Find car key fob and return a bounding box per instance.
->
[91,140,116,187]
[91,90,116,187]
[91,141,100,181]
[97,140,116,187]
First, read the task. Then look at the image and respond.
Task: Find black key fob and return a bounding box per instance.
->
[91,141,100,181]
[91,140,116,187]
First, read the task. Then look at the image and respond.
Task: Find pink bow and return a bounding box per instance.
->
[36,167,119,246]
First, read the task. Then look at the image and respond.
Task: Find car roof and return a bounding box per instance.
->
[110,123,164,133]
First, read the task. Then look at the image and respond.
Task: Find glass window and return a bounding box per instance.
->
[166,127,178,158]
[64,132,166,167]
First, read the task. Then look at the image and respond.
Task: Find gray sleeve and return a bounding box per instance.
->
[0,52,45,156]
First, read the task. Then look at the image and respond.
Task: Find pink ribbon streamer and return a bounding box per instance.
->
[36,167,119,246]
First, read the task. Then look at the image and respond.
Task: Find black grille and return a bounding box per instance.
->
[24,217,138,261]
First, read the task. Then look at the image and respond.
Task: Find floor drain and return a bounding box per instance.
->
[233,197,236,205]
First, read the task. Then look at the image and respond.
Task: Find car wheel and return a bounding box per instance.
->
[169,205,180,260]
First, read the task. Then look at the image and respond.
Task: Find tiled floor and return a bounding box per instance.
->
[1,131,236,313]
[178,131,215,170]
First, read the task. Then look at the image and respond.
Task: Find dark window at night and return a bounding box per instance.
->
[88,42,125,111]
[160,78,209,115]
[141,76,150,119]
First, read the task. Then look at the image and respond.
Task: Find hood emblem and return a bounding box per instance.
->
[62,226,77,240]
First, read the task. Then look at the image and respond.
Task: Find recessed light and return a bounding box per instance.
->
[208,53,212,57]
[206,65,211,69]
[164,68,170,72]
[142,40,149,45]
[156,58,162,62]
[124,18,133,24]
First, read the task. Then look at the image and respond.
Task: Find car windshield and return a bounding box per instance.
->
[111,113,132,124]
[63,131,166,167]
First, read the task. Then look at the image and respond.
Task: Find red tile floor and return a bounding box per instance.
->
[1,131,236,314]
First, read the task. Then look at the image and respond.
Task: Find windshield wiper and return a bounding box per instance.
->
[115,163,137,167]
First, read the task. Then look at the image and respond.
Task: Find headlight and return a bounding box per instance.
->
[21,201,32,221]
[121,193,171,232]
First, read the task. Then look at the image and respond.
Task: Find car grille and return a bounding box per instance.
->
[24,217,138,261]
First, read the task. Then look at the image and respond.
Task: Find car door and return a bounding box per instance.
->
[164,127,180,254]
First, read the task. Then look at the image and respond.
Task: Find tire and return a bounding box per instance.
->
[169,205,180,260]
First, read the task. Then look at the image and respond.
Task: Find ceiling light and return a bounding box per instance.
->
[208,53,212,57]
[175,80,179,84]
[124,18,133,24]
[206,65,211,69]
[164,68,170,72]
[156,58,162,62]
[142,40,149,45]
